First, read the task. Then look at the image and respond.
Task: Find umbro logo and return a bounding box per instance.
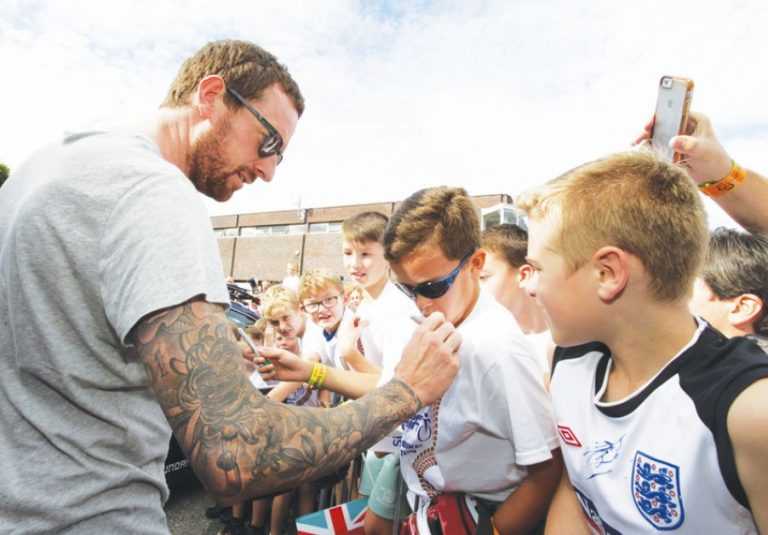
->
[557,425,582,447]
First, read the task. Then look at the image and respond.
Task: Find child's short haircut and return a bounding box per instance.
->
[342,211,389,244]
[702,227,768,333]
[261,285,300,320]
[516,150,708,303]
[383,187,480,263]
[287,260,299,272]
[298,268,345,302]
[244,324,265,343]
[481,224,529,268]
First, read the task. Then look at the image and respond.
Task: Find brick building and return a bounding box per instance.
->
[212,193,523,282]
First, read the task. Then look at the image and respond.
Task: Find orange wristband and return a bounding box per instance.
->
[698,161,747,197]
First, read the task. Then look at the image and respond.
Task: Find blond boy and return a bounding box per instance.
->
[385,187,561,534]
[518,150,768,534]
[298,269,349,371]
[260,285,325,406]
[261,284,307,340]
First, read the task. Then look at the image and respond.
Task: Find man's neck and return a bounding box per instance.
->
[141,107,200,175]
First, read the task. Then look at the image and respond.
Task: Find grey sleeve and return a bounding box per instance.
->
[99,171,229,345]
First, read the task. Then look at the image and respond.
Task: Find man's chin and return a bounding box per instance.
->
[213,189,235,202]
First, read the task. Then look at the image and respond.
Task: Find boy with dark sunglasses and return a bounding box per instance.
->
[383,186,562,534]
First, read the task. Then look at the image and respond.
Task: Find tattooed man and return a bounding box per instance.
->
[0,40,460,533]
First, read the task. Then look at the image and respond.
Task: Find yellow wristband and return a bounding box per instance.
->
[315,364,328,390]
[308,362,322,388]
[698,161,747,197]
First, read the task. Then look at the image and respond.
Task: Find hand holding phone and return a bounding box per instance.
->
[237,327,270,365]
[651,76,694,162]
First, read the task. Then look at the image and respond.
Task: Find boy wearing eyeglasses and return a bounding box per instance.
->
[383,187,562,534]
[299,269,350,372]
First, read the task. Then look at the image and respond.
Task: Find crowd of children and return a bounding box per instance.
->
[210,122,767,535]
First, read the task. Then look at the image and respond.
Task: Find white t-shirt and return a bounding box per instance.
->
[356,281,419,382]
[355,281,419,452]
[399,290,559,503]
[301,311,346,370]
[525,330,553,380]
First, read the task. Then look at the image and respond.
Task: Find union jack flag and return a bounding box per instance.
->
[296,498,369,535]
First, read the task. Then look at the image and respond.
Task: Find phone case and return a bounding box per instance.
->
[651,76,694,162]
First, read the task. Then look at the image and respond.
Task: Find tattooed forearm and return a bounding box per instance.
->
[133,298,420,502]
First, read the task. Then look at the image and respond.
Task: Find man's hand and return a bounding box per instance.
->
[393,312,461,405]
[632,112,731,184]
[634,111,768,233]
[669,112,732,184]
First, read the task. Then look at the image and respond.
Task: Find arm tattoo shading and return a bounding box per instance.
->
[134,299,420,501]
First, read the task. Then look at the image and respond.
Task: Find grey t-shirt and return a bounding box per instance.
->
[0,132,229,533]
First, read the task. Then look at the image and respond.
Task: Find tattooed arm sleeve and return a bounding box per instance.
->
[132,297,421,503]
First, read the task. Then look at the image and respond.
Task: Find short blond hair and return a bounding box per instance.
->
[384,187,480,263]
[516,150,708,302]
[261,285,300,320]
[298,269,344,301]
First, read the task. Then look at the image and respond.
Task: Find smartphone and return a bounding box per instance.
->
[237,327,270,365]
[650,76,694,162]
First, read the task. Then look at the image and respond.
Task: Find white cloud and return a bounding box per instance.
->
[2,0,766,230]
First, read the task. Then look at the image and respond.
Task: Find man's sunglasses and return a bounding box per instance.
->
[226,87,284,165]
[396,249,476,300]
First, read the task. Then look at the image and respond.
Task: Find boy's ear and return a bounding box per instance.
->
[194,75,227,120]
[593,246,629,302]
[518,264,533,288]
[728,294,765,332]
[470,249,486,274]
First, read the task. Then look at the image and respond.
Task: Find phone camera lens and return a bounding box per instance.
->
[661,77,673,89]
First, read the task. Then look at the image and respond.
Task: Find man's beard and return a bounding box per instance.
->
[187,118,240,202]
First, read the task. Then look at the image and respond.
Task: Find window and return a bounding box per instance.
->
[308,221,342,234]
[482,211,501,229]
[480,204,527,230]
[214,228,238,238]
[239,226,268,237]
[239,224,306,236]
